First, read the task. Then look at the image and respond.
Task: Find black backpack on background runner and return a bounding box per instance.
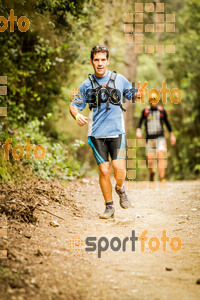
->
[87,71,126,111]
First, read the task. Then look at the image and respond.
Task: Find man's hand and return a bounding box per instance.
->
[170,132,176,146]
[136,128,142,139]
[76,113,88,126]
[134,92,141,101]
[134,81,148,103]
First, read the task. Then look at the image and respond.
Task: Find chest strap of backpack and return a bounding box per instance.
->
[107,71,117,89]
[88,74,100,110]
[88,74,100,89]
[107,71,126,111]
[144,106,150,117]
[158,105,164,117]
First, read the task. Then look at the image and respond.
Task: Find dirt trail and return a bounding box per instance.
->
[0,178,200,300]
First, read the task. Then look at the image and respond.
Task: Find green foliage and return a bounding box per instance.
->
[35,0,88,22]
[0,147,32,183]
[0,0,98,181]
[0,0,98,124]
[0,33,61,124]
[0,116,85,180]
[163,0,200,178]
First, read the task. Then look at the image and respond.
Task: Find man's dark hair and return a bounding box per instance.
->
[90,45,109,60]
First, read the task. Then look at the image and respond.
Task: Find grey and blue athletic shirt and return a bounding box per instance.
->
[71,70,134,137]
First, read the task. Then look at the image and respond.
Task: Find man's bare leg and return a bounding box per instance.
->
[157,150,166,180]
[98,162,115,219]
[112,159,126,188]
[98,162,112,202]
[147,156,155,181]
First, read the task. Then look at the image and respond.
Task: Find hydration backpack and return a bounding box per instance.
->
[87,71,126,111]
[144,105,164,118]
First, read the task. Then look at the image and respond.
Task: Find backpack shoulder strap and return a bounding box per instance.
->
[144,106,150,117]
[158,105,164,117]
[88,74,100,89]
[107,71,117,89]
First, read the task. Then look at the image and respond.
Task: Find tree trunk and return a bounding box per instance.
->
[103,0,113,48]
[124,44,138,137]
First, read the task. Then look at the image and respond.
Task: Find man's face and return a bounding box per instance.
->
[90,52,109,77]
[149,101,157,108]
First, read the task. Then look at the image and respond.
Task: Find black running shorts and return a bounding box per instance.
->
[88,134,126,165]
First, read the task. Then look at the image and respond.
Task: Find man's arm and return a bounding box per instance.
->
[69,82,89,126]
[122,78,148,103]
[136,110,145,138]
[163,110,176,145]
[69,104,88,126]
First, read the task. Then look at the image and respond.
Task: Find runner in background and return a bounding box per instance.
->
[136,94,176,182]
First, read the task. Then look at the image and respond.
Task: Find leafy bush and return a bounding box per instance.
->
[0,117,85,181]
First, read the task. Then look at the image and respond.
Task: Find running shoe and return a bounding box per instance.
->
[160,178,166,183]
[115,185,131,209]
[100,206,115,219]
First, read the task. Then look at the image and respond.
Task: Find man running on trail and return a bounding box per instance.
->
[136,95,176,182]
[69,45,139,219]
